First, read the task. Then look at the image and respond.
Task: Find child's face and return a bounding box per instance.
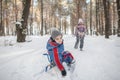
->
[54,35,63,44]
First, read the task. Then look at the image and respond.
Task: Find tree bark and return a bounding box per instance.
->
[96,0,99,36]
[103,0,110,38]
[0,0,4,36]
[117,0,120,37]
[90,0,92,35]
[40,0,43,36]
[16,0,31,42]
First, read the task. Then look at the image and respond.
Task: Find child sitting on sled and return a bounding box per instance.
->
[46,29,74,76]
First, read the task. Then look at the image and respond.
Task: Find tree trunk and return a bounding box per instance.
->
[101,11,104,35]
[30,0,34,35]
[14,0,19,36]
[16,0,31,42]
[0,0,4,36]
[90,0,92,35]
[96,0,99,36]
[77,0,80,20]
[40,0,43,36]
[117,0,120,37]
[71,13,75,35]
[103,0,110,38]
[109,2,112,35]
[112,3,116,35]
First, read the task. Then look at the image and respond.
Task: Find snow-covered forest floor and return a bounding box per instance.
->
[0,35,120,80]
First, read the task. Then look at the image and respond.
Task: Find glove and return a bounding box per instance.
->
[61,69,67,76]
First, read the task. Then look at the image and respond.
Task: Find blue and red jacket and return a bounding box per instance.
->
[46,37,65,71]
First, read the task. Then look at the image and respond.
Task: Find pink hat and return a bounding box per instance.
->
[78,18,84,24]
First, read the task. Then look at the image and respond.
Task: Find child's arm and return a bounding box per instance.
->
[75,26,79,36]
[53,47,65,71]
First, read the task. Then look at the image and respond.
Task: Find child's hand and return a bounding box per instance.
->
[78,32,84,37]
[61,69,66,76]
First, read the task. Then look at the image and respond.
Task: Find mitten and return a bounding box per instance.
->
[61,69,67,76]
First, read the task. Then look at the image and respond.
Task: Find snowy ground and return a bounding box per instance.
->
[0,35,120,80]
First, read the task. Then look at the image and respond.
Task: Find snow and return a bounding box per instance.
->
[0,35,120,80]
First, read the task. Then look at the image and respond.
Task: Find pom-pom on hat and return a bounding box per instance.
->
[51,29,62,40]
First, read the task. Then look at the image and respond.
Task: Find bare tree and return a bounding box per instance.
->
[103,0,111,38]
[112,1,116,35]
[29,0,34,35]
[40,0,43,36]
[0,0,4,36]
[16,0,31,42]
[96,0,99,35]
[90,0,92,35]
[117,0,120,37]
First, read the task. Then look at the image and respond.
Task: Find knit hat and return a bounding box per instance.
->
[51,29,62,40]
[78,18,84,24]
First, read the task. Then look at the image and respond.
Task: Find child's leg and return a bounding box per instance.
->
[80,36,84,49]
[62,51,74,64]
[74,36,80,49]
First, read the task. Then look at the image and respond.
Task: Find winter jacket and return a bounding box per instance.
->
[75,24,85,37]
[46,37,64,71]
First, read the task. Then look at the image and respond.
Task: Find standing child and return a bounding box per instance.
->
[74,18,86,51]
[46,29,74,76]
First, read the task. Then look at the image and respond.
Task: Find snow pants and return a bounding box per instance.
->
[74,35,85,49]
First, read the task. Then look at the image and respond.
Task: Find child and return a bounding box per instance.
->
[74,18,86,51]
[46,29,74,76]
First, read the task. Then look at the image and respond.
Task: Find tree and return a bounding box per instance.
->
[16,0,31,42]
[103,0,111,38]
[40,0,43,36]
[0,0,4,36]
[96,0,99,35]
[90,0,92,35]
[117,0,120,37]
